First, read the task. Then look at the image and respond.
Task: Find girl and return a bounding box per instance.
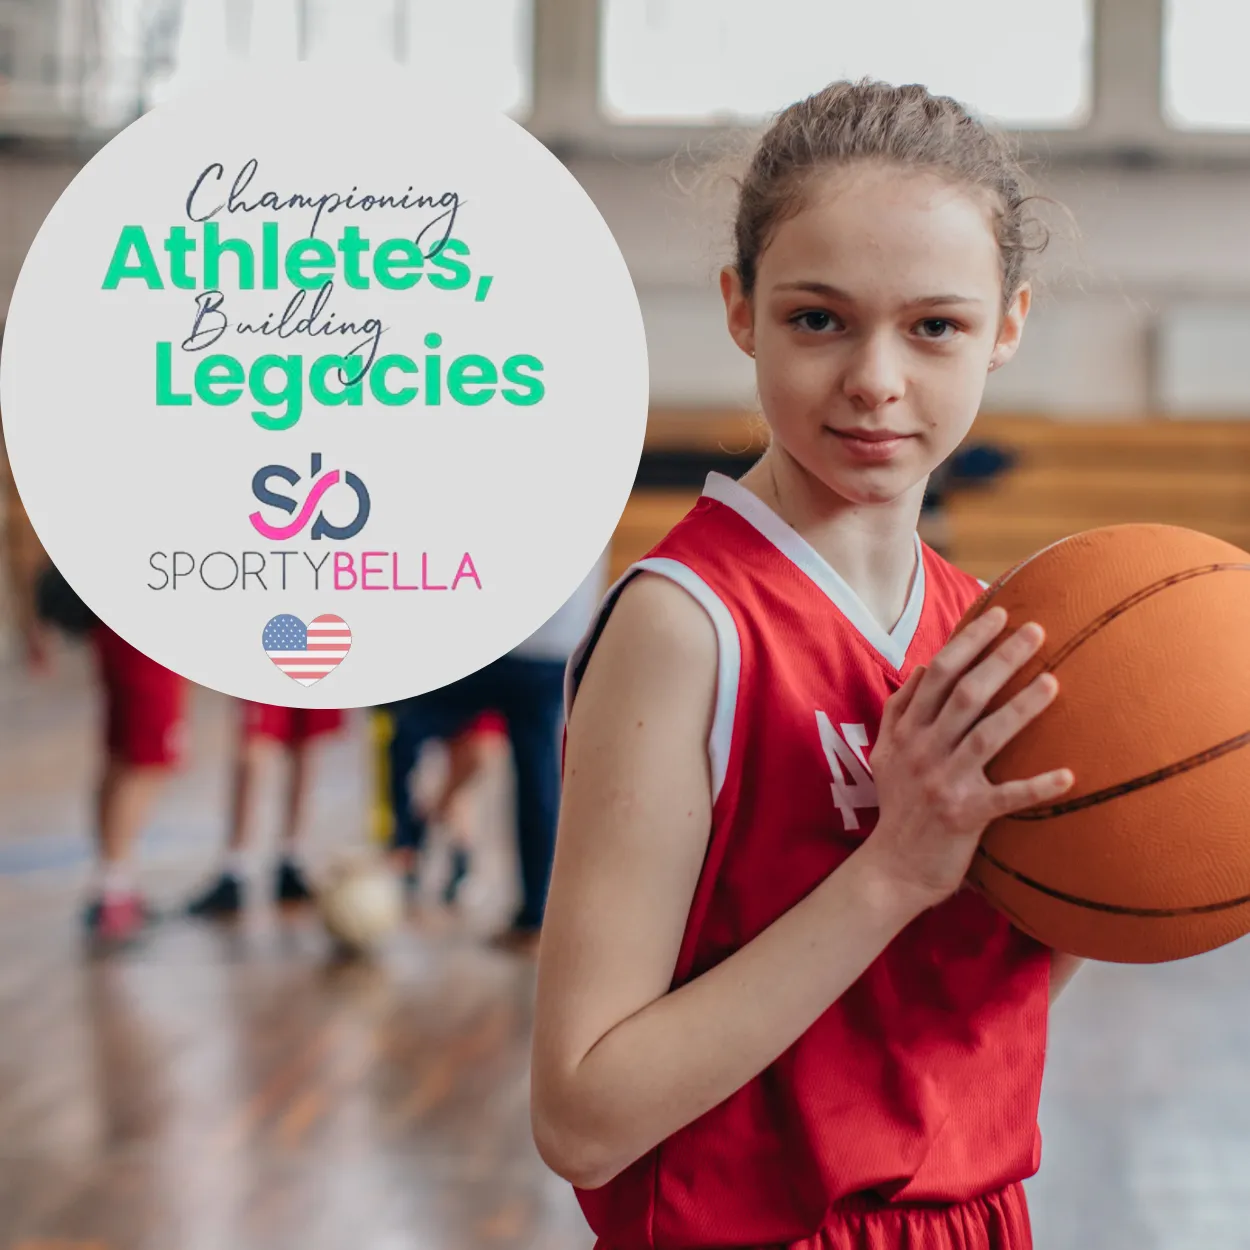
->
[532,80,1084,1250]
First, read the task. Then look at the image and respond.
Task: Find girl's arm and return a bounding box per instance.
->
[1050,951,1085,1003]
[531,574,926,1190]
[531,581,1069,1190]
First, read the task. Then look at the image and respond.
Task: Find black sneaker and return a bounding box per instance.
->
[275,860,315,904]
[186,873,244,917]
[442,847,471,905]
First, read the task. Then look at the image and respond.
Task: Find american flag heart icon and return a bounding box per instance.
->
[262,613,351,686]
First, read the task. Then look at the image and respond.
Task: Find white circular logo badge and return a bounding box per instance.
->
[1,62,647,707]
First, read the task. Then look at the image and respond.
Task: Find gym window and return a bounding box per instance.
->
[1163,0,1250,131]
[154,0,533,118]
[599,0,1093,128]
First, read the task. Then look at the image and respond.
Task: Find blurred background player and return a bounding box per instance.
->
[368,708,511,903]
[385,553,609,945]
[429,711,510,906]
[3,425,186,947]
[183,701,346,916]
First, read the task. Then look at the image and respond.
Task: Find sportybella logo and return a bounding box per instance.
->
[249,453,371,541]
[148,446,479,593]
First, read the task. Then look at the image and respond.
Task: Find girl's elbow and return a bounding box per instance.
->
[530,1101,624,1190]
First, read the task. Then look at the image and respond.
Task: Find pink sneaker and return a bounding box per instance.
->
[85,893,149,946]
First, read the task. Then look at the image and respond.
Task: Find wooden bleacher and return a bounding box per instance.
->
[612,410,1250,584]
[609,410,765,580]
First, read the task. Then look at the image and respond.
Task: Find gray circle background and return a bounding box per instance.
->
[1,63,648,707]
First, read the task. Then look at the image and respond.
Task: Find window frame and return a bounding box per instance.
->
[10,0,1250,167]
[1159,0,1250,135]
[523,0,1250,171]
[595,0,1096,134]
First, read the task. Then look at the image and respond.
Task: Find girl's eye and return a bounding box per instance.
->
[791,310,840,333]
[917,318,958,340]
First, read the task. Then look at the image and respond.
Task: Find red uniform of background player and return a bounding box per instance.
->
[2,433,343,938]
[531,80,1085,1250]
[87,623,186,942]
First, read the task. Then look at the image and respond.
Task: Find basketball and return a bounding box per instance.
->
[961,523,1250,964]
[317,851,404,956]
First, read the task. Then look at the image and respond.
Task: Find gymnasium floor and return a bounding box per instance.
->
[1,645,1248,1249]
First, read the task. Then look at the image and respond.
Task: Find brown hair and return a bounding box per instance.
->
[732,79,1052,309]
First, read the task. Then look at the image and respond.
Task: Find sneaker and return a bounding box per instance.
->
[186,873,244,917]
[275,860,315,904]
[442,847,471,906]
[84,895,158,929]
[388,849,421,898]
[85,893,150,946]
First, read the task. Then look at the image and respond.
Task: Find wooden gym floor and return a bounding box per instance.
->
[1,644,1249,1249]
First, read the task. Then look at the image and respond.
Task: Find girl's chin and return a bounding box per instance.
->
[813,459,929,508]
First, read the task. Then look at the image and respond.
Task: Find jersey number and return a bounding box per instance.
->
[815,714,879,831]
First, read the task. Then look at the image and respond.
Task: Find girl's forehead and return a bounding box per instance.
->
[759,167,1002,295]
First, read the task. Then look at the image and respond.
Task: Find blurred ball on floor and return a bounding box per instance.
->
[317,851,404,956]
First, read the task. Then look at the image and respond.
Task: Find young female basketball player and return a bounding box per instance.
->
[532,81,1084,1249]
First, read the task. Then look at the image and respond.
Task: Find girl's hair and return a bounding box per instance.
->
[733,79,1052,309]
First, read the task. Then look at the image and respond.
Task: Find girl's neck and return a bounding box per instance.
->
[738,446,925,634]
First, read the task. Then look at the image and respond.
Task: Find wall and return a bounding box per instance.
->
[6,153,1248,417]
[7,12,1250,655]
[565,156,1250,416]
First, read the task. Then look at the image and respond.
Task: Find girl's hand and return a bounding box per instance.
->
[863,606,1075,912]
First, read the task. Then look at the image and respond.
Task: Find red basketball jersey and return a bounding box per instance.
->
[567,474,1051,1250]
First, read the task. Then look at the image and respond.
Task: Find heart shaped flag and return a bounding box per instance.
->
[262,613,351,686]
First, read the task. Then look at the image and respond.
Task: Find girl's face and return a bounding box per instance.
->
[722,163,1030,508]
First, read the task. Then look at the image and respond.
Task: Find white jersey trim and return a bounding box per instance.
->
[564,557,741,804]
[702,472,925,671]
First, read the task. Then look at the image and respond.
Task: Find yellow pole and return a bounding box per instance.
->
[368,707,395,846]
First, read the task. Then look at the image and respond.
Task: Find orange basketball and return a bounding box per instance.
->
[959,524,1250,964]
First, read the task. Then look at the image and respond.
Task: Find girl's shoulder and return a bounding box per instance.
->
[582,568,719,682]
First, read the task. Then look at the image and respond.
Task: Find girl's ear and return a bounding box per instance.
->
[720,266,756,359]
[988,283,1032,373]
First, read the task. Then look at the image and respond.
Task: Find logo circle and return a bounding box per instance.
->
[1,62,647,706]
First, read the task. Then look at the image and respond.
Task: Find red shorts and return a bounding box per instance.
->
[92,625,186,767]
[596,1183,1030,1250]
[241,702,344,745]
[804,1183,1030,1250]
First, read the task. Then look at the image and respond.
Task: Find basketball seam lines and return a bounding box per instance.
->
[1009,727,1250,819]
[975,844,1250,918]
[997,562,1250,820]
[976,558,1250,922]
[1044,562,1250,672]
